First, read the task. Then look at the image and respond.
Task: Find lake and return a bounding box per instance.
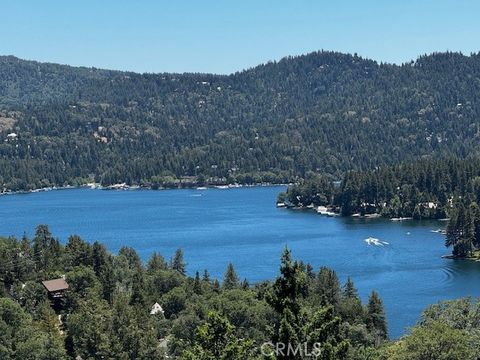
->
[1,185,479,338]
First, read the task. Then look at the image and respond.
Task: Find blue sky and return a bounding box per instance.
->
[2,0,479,74]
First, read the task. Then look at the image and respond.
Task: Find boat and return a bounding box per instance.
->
[430,229,447,235]
[364,237,389,246]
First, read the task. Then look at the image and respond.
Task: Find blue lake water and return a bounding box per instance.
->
[1,186,479,338]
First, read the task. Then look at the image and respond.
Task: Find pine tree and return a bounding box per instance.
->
[315,267,341,307]
[170,248,186,275]
[193,271,202,294]
[340,277,363,324]
[32,225,61,272]
[212,279,220,293]
[130,265,145,306]
[267,247,306,317]
[147,251,168,272]
[266,247,306,357]
[223,263,239,290]
[366,290,387,344]
[182,312,254,359]
[202,269,210,283]
[304,305,349,359]
[343,277,358,299]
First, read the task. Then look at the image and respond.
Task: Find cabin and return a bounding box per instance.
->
[42,278,69,300]
[150,302,164,315]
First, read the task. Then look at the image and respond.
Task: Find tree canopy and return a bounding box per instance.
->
[2,51,480,190]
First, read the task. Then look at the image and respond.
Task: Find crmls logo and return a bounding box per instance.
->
[260,342,323,358]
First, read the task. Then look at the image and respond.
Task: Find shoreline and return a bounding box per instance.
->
[279,203,449,221]
[442,254,480,262]
[0,182,290,197]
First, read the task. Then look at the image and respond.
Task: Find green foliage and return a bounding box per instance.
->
[171,248,186,275]
[6,225,462,359]
[304,306,350,360]
[286,158,480,219]
[314,267,342,307]
[32,225,62,275]
[0,297,66,360]
[366,290,388,344]
[147,251,168,273]
[3,51,480,191]
[181,312,255,360]
[382,320,475,360]
[222,263,240,290]
[446,200,478,257]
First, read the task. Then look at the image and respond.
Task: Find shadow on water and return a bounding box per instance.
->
[442,259,480,287]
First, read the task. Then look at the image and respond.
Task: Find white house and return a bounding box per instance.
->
[150,302,164,315]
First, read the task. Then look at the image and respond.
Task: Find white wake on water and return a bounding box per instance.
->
[365,237,389,246]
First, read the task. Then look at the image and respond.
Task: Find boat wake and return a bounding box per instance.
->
[365,237,389,246]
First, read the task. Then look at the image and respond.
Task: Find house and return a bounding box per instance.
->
[42,278,69,299]
[419,202,437,209]
[150,302,164,315]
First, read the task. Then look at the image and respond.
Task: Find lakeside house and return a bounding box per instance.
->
[42,277,69,303]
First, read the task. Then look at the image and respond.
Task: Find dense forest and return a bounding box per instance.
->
[281,158,480,258]
[2,51,480,191]
[1,225,478,359]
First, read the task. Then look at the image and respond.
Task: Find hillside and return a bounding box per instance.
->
[1,51,480,190]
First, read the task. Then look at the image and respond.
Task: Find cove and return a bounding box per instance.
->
[1,185,479,338]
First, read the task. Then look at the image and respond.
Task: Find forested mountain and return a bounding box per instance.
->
[2,51,480,190]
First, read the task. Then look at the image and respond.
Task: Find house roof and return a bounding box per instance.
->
[42,278,69,292]
[150,302,164,315]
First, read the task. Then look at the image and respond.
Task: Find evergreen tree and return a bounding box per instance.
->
[343,277,358,299]
[181,312,254,360]
[366,290,388,344]
[223,263,239,290]
[212,279,220,292]
[304,305,349,359]
[32,225,61,272]
[147,251,168,273]
[315,267,341,307]
[339,277,363,325]
[266,247,307,357]
[130,265,146,306]
[202,269,210,283]
[171,248,186,275]
[193,271,202,295]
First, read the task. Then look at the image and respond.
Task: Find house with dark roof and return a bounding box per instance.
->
[42,278,69,299]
